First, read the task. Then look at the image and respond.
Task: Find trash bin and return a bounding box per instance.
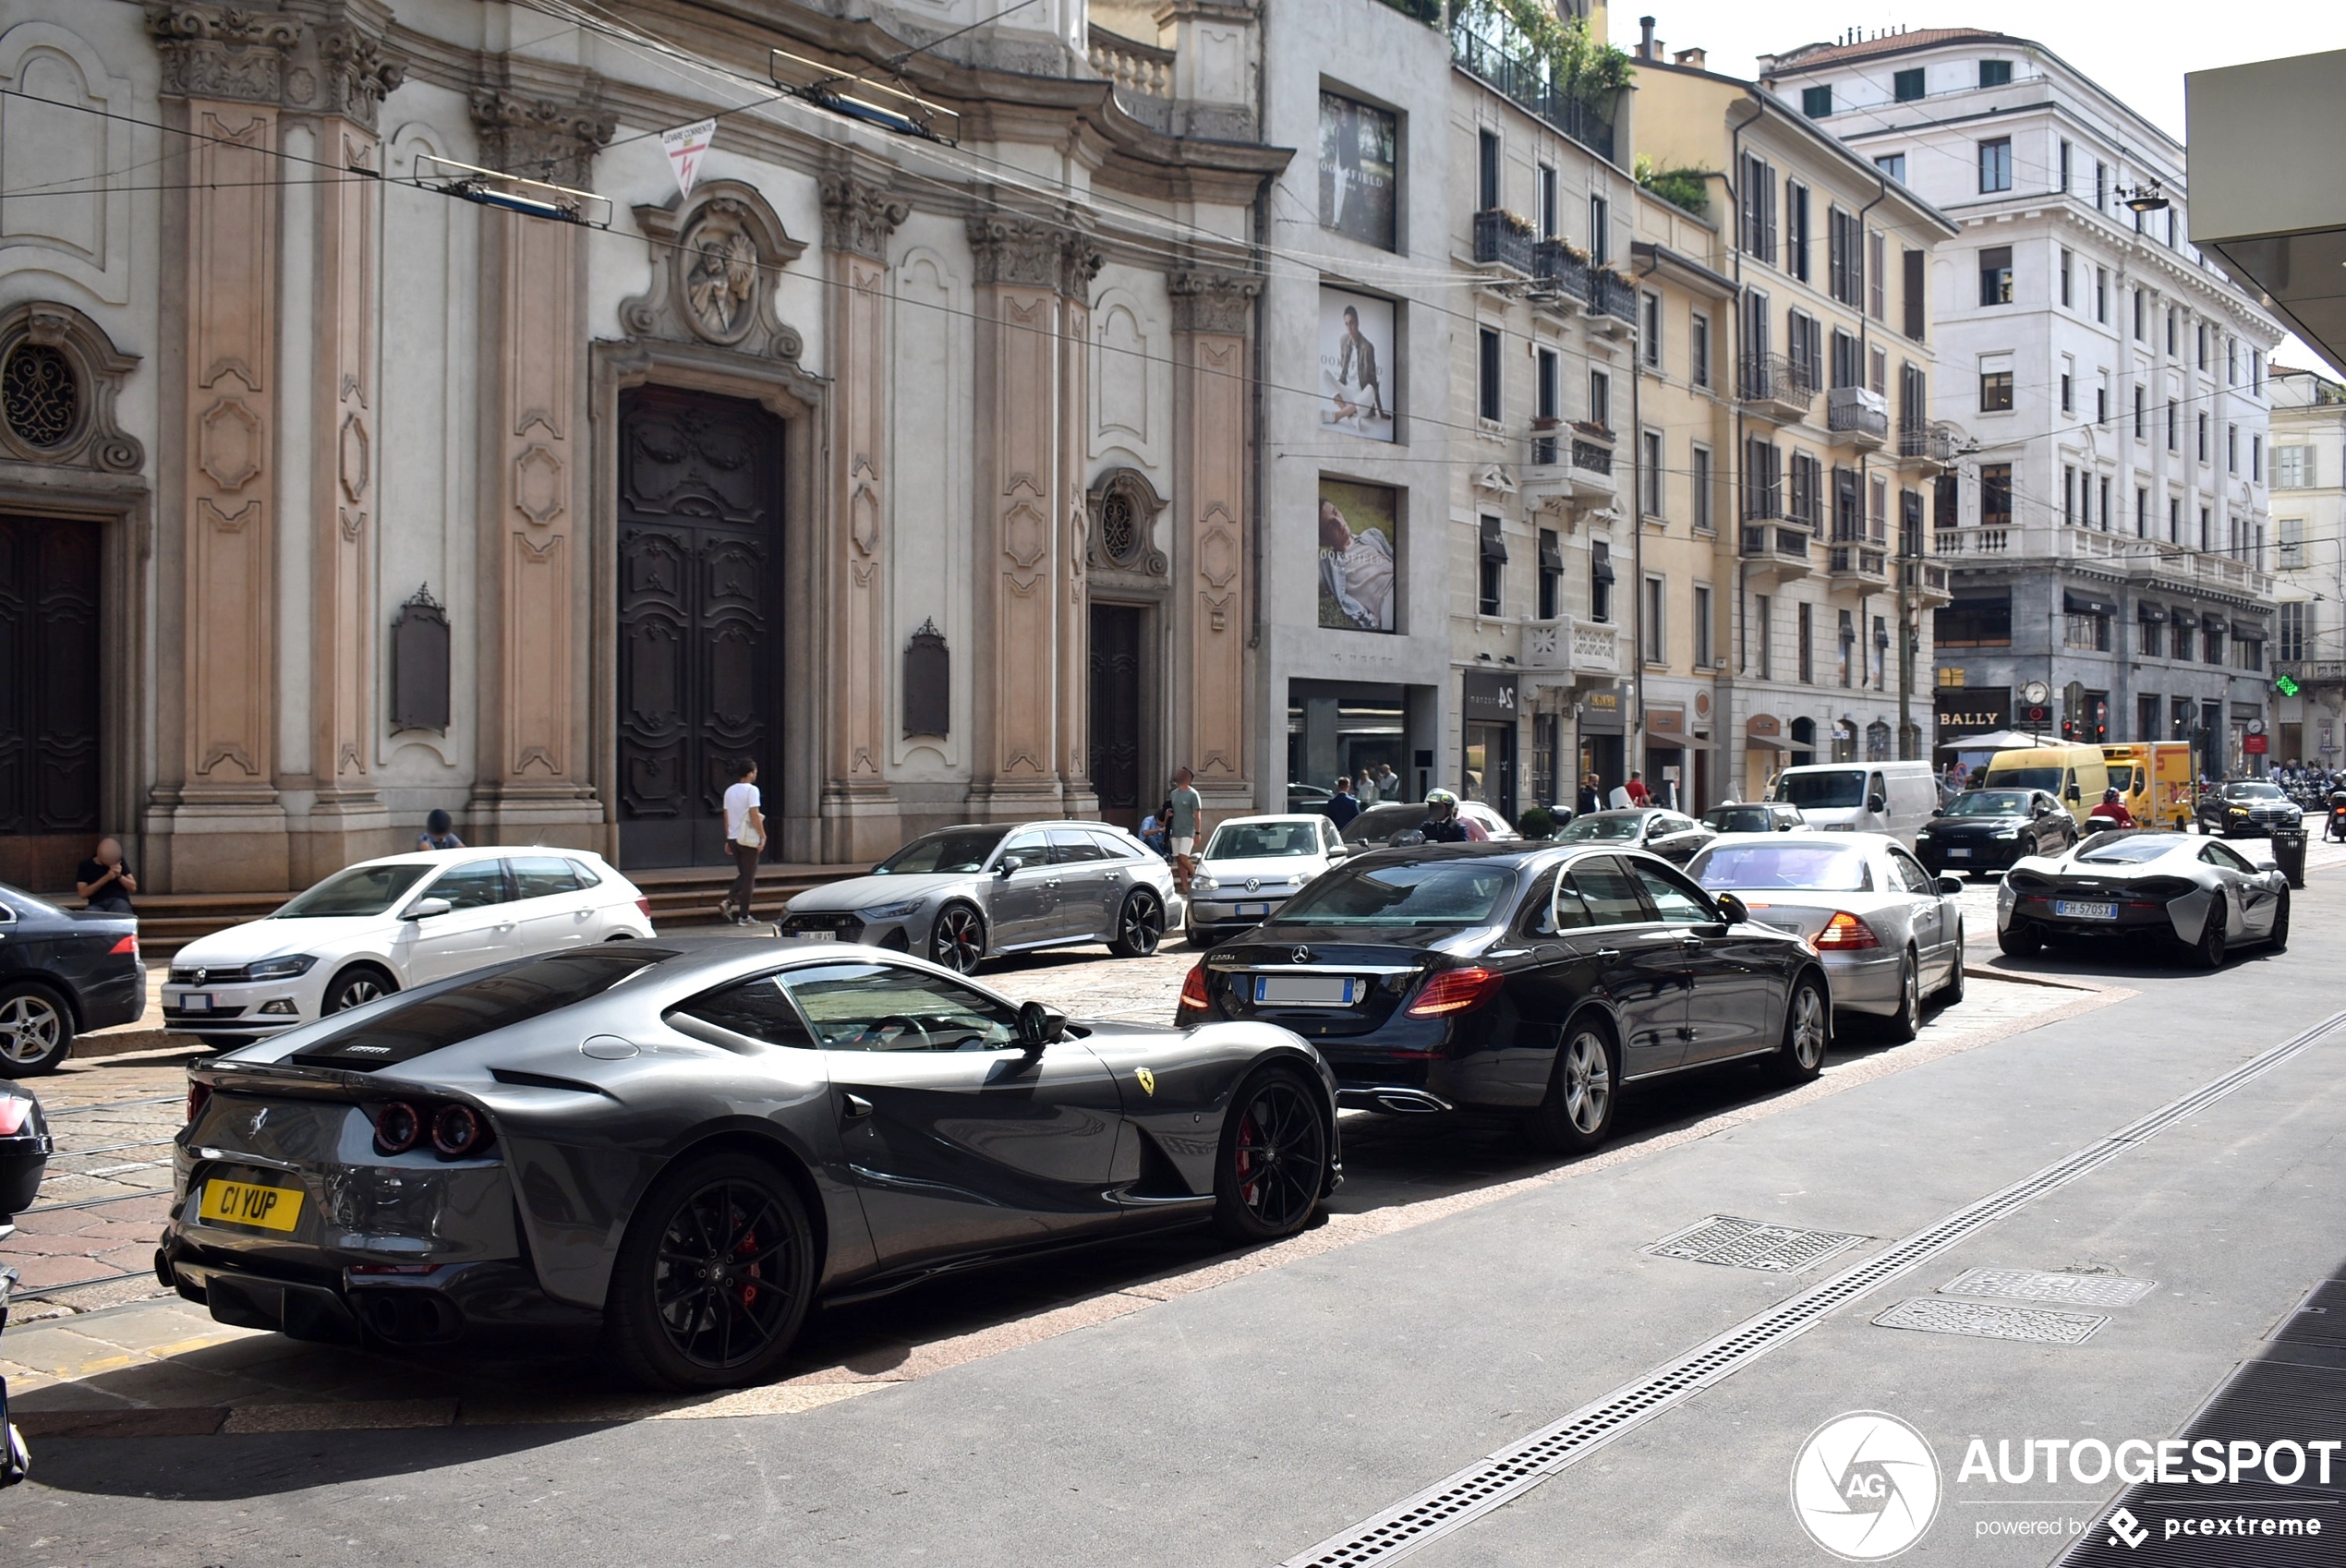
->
[2271,826,2308,890]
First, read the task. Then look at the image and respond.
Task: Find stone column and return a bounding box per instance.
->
[466,85,612,844]
[295,17,402,885]
[817,171,909,861]
[1169,268,1258,820]
[966,215,1076,820]
[1056,239,1102,818]
[148,3,303,889]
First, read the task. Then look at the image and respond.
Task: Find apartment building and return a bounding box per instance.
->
[1626,24,1959,805]
[1445,0,1638,814]
[2268,368,2346,766]
[1261,0,1459,808]
[1762,29,2287,774]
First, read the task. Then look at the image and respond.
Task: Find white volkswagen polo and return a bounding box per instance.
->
[162,849,655,1045]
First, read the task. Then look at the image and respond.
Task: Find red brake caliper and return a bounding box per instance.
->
[1236,1114,1259,1205]
[735,1225,760,1309]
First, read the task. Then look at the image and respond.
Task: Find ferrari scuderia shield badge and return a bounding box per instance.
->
[1135,1067,1156,1096]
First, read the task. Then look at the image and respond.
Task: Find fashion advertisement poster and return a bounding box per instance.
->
[1319,286,1397,442]
[1317,477,1399,634]
[1318,90,1397,250]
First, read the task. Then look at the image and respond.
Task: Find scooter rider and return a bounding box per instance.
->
[1419,788,1476,843]
[2087,788,2135,830]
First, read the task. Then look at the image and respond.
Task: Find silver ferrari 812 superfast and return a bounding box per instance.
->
[161,939,1337,1390]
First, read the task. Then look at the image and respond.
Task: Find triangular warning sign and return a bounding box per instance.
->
[660,118,718,199]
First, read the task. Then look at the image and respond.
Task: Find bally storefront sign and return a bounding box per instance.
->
[1935,686,2012,742]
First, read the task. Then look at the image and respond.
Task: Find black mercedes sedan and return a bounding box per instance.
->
[1176,844,1829,1154]
[2195,779,2304,838]
[0,883,144,1076]
[1914,789,2075,876]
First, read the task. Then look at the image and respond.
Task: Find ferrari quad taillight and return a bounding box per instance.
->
[185,1080,212,1126]
[430,1104,490,1158]
[369,1098,493,1160]
[373,1101,422,1154]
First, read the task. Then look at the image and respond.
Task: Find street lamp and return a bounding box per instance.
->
[2117,182,2170,214]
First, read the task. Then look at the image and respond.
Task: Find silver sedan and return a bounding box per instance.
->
[779,822,1179,975]
[1687,832,1966,1042]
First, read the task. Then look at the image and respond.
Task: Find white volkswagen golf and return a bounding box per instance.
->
[162,849,656,1045]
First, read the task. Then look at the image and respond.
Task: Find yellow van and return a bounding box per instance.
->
[2101,742,2195,832]
[1980,744,2109,826]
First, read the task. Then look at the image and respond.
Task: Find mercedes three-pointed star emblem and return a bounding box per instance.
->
[1291,947,1311,964]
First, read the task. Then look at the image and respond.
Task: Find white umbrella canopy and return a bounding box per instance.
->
[1936,730,2057,751]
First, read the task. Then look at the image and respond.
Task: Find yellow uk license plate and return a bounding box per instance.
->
[199,1178,305,1233]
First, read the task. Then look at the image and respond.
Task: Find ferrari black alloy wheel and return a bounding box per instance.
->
[1110,889,1165,959]
[605,1152,814,1391]
[1213,1069,1328,1244]
[931,903,986,975]
[2270,891,2291,952]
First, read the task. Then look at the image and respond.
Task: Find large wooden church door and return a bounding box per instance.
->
[615,387,785,868]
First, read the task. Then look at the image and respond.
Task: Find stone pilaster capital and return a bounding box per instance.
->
[1170,268,1262,335]
[818,174,910,262]
[965,214,1104,303]
[315,19,404,129]
[146,2,304,105]
[468,85,616,187]
[1061,241,1104,307]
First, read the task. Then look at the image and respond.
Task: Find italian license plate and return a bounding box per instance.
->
[2053,899,2117,922]
[1944,849,1970,860]
[1254,974,1359,1007]
[790,929,835,941]
[174,992,213,1011]
[199,1178,304,1233]
[1235,903,1272,918]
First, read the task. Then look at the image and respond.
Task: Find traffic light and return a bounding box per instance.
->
[2275,672,2302,698]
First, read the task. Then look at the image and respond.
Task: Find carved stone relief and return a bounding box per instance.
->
[1169,267,1261,336]
[969,215,1102,303]
[818,173,909,263]
[145,1,405,130]
[1084,465,1169,587]
[0,303,144,472]
[623,183,808,359]
[468,84,614,186]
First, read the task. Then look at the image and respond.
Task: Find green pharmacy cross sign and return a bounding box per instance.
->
[2275,672,2302,697]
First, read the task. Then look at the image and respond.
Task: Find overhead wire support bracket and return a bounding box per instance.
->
[769,48,961,146]
[411,154,613,227]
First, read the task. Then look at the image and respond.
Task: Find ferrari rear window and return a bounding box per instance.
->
[289,948,676,1069]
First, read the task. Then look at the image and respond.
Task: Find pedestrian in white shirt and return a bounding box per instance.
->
[721,760,765,924]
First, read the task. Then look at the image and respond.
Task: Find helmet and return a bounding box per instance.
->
[2102,788,2121,803]
[1424,788,1459,818]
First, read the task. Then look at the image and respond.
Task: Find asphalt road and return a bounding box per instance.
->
[6,845,2343,1568]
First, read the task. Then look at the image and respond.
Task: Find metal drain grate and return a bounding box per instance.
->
[1873,1296,2110,1345]
[1940,1268,2156,1308]
[1643,1216,1868,1273]
[1277,1006,2346,1568]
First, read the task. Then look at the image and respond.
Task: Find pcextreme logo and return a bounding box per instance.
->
[1791,1411,1944,1562]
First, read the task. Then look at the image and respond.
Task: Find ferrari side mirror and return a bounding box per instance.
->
[1016,1000,1067,1048]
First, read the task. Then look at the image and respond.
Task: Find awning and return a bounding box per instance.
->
[2136,602,2169,622]
[2234,620,2267,641]
[2202,612,2227,632]
[1479,516,1508,563]
[2063,589,2119,617]
[1592,559,1616,585]
[1743,732,1792,751]
[1538,534,1565,572]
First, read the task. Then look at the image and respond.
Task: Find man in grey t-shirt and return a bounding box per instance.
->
[1167,766,1203,892]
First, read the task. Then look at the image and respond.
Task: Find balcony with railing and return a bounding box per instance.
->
[1531,240,1589,308]
[1826,386,1889,451]
[1524,420,1616,513]
[1929,524,2278,601]
[1520,613,1623,679]
[1827,540,1890,582]
[1901,557,1953,605]
[1737,353,1815,424]
[1739,520,1813,581]
[1586,267,1637,325]
[1897,421,1959,468]
[1450,25,1617,163]
[1472,209,1538,273]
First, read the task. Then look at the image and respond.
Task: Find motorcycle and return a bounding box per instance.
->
[2328,790,2346,844]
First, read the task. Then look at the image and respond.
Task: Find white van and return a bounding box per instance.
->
[1770,761,1941,847]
